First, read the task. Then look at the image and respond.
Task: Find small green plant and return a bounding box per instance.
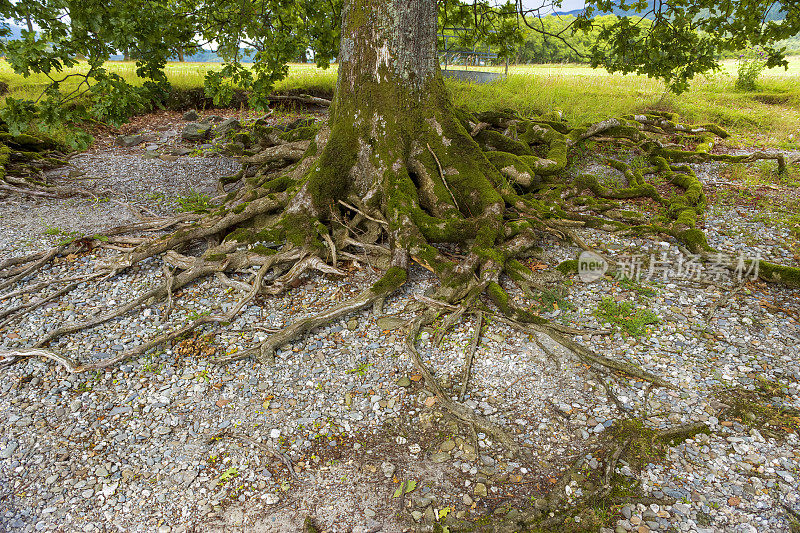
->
[531,288,575,314]
[594,297,660,336]
[187,309,212,321]
[346,362,373,377]
[75,381,92,393]
[44,225,63,235]
[392,479,417,497]
[217,467,238,485]
[736,46,768,91]
[175,190,215,213]
[618,276,657,297]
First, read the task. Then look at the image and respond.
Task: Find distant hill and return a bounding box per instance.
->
[554,3,785,21]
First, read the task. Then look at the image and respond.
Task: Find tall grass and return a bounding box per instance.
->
[1,57,798,146]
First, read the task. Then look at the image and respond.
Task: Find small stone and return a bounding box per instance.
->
[440,440,455,452]
[473,483,488,498]
[183,110,200,121]
[396,376,411,388]
[431,452,450,464]
[463,494,473,506]
[0,440,18,458]
[102,483,118,497]
[381,462,395,479]
[347,318,359,331]
[728,496,741,506]
[270,428,281,439]
[157,526,171,533]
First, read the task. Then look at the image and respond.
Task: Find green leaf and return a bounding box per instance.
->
[217,467,238,484]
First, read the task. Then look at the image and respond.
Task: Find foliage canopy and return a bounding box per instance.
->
[0,0,798,132]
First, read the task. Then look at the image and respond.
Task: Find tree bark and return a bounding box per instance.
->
[283,0,504,271]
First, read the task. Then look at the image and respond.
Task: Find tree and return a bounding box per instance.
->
[2,4,800,516]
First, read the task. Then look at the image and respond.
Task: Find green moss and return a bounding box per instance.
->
[757,260,800,288]
[486,281,510,313]
[370,267,407,294]
[474,109,520,126]
[556,259,579,276]
[475,129,533,156]
[278,124,320,143]
[225,228,254,243]
[714,377,800,438]
[250,244,276,256]
[677,229,713,253]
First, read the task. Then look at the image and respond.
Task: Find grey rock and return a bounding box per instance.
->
[115,135,143,148]
[182,109,200,121]
[376,317,406,330]
[181,123,212,142]
[0,440,18,459]
[217,118,241,134]
[430,452,450,464]
[171,147,193,156]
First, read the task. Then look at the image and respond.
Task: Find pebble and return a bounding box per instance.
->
[1,135,798,533]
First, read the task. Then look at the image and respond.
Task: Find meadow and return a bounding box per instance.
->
[1,57,799,147]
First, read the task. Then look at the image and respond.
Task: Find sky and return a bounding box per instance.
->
[521,0,587,13]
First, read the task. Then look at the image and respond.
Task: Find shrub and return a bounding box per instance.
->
[736,46,768,91]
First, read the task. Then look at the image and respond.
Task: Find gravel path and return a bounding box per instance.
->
[1,117,799,533]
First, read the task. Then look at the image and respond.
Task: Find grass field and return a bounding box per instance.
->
[1,57,799,147]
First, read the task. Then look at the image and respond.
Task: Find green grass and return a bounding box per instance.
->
[594,297,660,336]
[1,57,799,146]
[175,190,215,213]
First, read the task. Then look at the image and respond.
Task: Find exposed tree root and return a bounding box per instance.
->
[217,263,407,365]
[4,109,788,390]
[458,311,482,402]
[267,94,331,108]
[404,313,528,459]
[2,107,797,530]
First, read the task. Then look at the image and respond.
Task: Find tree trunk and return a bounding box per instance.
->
[284,0,505,275]
[177,49,185,62]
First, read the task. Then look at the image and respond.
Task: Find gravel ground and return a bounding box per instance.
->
[1,116,799,533]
